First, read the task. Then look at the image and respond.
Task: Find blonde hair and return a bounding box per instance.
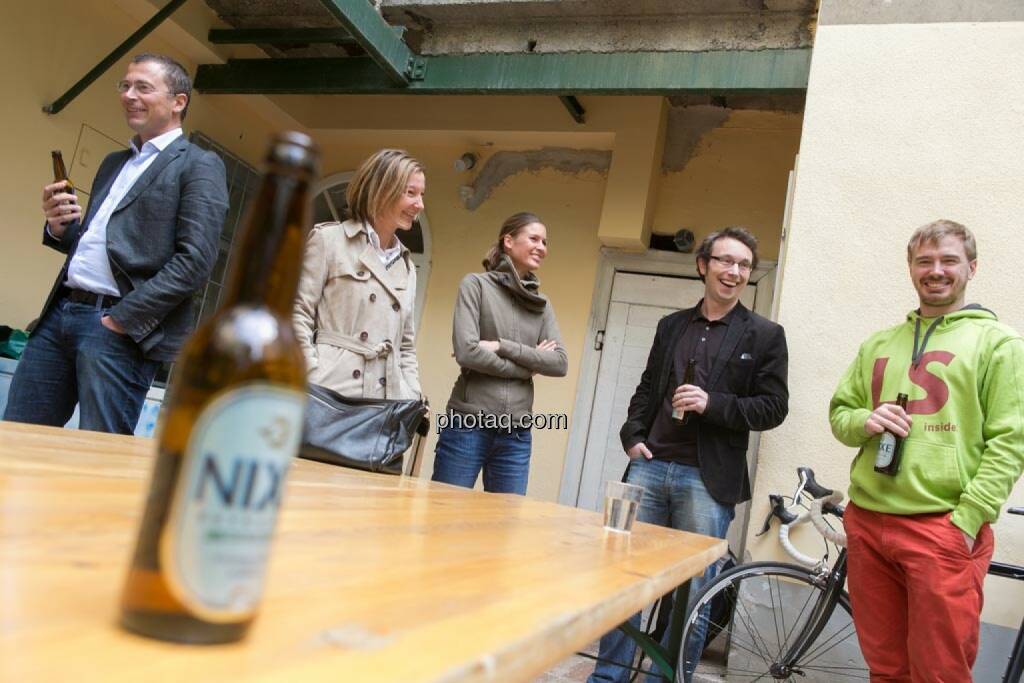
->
[483,212,543,271]
[346,149,424,226]
[907,219,977,262]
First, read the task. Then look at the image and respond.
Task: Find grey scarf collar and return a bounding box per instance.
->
[491,255,547,313]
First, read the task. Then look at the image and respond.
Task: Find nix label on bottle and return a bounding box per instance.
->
[875,433,896,469]
[161,384,304,622]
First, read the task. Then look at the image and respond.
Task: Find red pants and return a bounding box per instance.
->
[844,503,994,683]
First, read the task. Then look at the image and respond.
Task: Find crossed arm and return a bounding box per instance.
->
[452,275,567,379]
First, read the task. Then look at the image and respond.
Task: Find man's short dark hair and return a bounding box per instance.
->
[694,226,760,282]
[131,53,192,121]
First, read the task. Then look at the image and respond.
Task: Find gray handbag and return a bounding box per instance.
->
[299,383,429,475]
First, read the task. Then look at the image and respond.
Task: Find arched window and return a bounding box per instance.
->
[312,171,431,331]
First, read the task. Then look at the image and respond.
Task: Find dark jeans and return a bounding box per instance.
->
[431,425,532,494]
[4,299,159,434]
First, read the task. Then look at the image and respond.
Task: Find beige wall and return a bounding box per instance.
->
[0,0,290,329]
[751,17,1024,627]
[652,109,803,259]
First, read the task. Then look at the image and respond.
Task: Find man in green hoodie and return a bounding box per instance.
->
[830,220,1024,682]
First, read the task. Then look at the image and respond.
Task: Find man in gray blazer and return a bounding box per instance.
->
[4,53,227,434]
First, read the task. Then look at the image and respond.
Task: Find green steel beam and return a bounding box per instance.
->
[317,0,417,85]
[207,26,406,47]
[194,49,811,95]
[43,0,188,114]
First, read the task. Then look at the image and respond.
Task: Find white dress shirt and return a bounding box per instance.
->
[365,223,404,269]
[65,128,184,295]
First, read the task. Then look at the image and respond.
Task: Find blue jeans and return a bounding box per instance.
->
[431,425,532,494]
[588,459,734,683]
[4,299,159,434]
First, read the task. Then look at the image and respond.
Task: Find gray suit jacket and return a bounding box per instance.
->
[41,134,228,362]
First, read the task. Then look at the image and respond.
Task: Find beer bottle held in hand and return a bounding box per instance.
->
[874,392,910,475]
[119,132,320,644]
[51,150,78,226]
[671,358,698,425]
[51,150,75,195]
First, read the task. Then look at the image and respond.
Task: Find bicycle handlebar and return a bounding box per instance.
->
[796,467,834,500]
[809,490,848,548]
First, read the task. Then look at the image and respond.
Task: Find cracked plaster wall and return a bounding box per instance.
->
[461,148,611,210]
[459,108,802,267]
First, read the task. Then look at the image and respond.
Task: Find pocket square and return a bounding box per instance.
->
[740,353,753,360]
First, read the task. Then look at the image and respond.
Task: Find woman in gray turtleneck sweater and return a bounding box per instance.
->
[431,212,568,495]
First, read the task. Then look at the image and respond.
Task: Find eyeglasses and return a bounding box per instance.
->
[116,80,172,96]
[708,255,753,272]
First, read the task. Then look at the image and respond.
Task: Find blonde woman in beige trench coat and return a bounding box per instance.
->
[293,149,425,400]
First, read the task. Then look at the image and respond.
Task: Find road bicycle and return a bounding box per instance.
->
[675,467,865,681]
[676,468,1024,682]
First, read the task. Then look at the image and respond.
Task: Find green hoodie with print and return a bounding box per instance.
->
[829,305,1024,537]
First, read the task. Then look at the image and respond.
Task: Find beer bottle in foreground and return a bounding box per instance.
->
[874,392,910,476]
[671,358,698,425]
[119,132,320,644]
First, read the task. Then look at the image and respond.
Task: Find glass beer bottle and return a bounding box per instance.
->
[672,358,698,425]
[51,150,75,194]
[874,392,910,475]
[51,150,78,228]
[119,132,320,644]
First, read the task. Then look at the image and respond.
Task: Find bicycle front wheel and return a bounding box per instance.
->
[678,561,868,682]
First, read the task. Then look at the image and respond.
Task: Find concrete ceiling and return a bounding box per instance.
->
[204,0,817,56]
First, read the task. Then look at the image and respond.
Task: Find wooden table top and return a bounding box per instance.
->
[0,422,726,682]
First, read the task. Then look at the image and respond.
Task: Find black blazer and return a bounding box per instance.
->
[619,302,789,504]
[40,135,228,362]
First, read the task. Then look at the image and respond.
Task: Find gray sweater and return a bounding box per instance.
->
[446,256,568,426]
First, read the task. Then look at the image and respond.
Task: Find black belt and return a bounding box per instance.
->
[63,287,121,308]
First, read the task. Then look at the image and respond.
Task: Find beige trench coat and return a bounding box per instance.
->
[293,220,421,400]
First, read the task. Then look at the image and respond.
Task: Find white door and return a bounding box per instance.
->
[575,272,756,513]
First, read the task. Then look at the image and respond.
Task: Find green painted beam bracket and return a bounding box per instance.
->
[559,95,586,124]
[43,0,189,115]
[318,0,415,85]
[406,56,427,81]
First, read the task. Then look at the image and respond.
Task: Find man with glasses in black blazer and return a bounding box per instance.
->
[589,226,790,683]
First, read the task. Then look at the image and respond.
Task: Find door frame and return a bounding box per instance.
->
[558,247,778,551]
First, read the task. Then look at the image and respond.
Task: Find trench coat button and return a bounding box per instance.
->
[392,302,400,311]
[379,378,386,386]
[369,293,377,302]
[357,270,366,277]
[352,369,361,379]
[359,331,368,342]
